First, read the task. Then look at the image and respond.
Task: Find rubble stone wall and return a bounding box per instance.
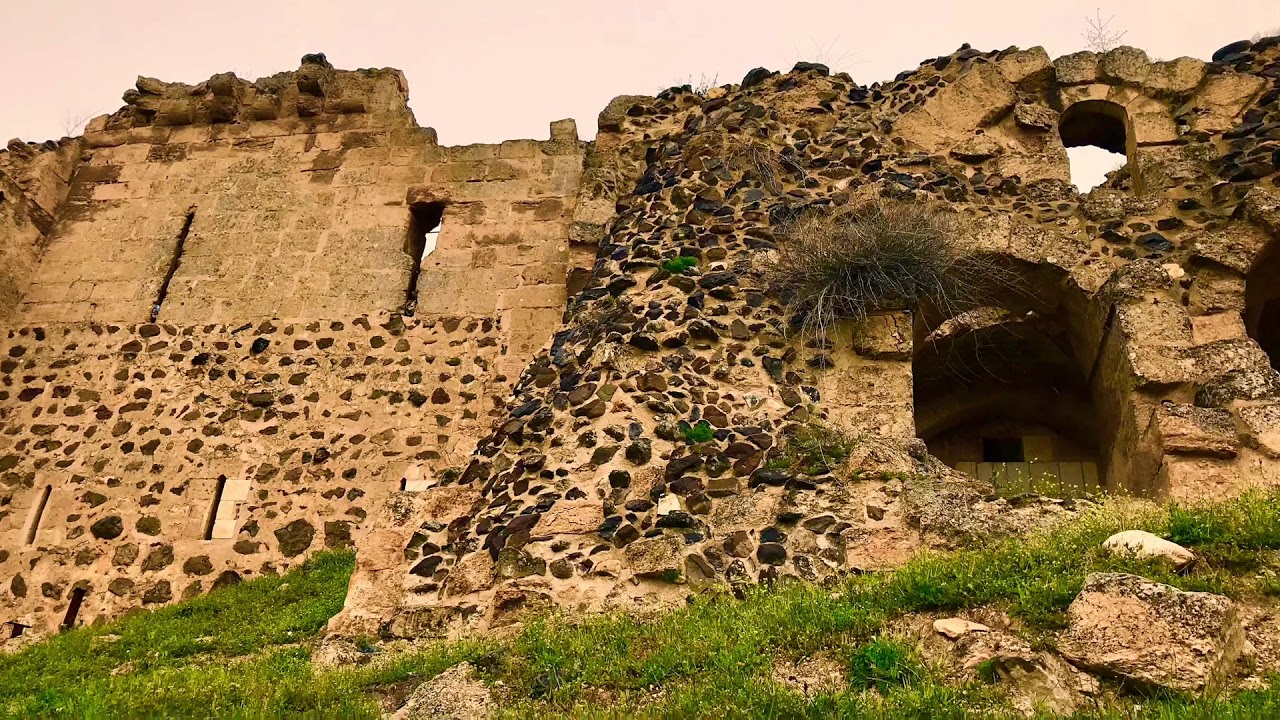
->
[332,40,1280,638]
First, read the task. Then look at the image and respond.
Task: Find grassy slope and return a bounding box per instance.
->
[3,495,1280,718]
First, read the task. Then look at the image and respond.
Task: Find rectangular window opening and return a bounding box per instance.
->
[152,209,195,322]
[7,622,28,639]
[203,475,227,541]
[61,588,86,631]
[24,484,52,546]
[982,437,1025,463]
[404,202,445,316]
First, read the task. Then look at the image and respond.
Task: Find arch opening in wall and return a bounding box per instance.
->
[913,263,1108,497]
[404,202,445,316]
[1246,240,1280,370]
[1059,100,1136,193]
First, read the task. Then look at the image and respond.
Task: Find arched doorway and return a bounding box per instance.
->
[1246,240,1280,371]
[913,260,1107,497]
[1059,100,1136,193]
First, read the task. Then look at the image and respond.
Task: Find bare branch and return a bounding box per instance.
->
[1082,8,1127,53]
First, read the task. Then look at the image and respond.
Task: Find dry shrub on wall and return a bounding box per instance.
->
[764,200,997,341]
[725,139,805,195]
[683,131,805,196]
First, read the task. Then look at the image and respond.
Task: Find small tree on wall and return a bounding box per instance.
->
[1082,9,1127,52]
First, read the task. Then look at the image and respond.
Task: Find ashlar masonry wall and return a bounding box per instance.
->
[0,57,590,639]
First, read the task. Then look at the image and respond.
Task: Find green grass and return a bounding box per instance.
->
[766,422,859,475]
[679,419,715,444]
[848,637,923,693]
[4,494,1280,718]
[661,256,699,275]
[0,551,363,718]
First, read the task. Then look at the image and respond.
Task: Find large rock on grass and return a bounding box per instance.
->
[1058,573,1245,691]
[1102,530,1196,571]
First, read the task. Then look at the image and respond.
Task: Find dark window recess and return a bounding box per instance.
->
[203,475,227,540]
[61,588,86,630]
[404,202,445,315]
[25,484,52,545]
[151,209,195,322]
[982,437,1025,463]
[7,622,28,639]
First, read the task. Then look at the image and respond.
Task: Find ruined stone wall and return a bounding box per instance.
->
[330,37,1280,639]
[6,36,1280,644]
[0,56,590,639]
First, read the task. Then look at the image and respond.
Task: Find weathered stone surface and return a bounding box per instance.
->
[954,628,1099,716]
[1013,103,1058,131]
[933,617,990,639]
[623,535,684,577]
[949,135,1003,162]
[534,500,605,535]
[1054,52,1099,84]
[392,662,493,720]
[1058,573,1245,691]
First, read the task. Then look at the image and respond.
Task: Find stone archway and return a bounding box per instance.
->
[914,313,1103,496]
[908,250,1150,497]
[1058,99,1137,192]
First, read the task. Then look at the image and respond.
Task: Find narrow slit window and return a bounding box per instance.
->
[61,588,86,630]
[152,209,195,322]
[25,485,52,545]
[203,475,227,541]
[404,202,445,315]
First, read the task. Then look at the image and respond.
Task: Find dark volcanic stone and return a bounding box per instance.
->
[757,543,787,565]
[698,272,738,290]
[212,571,242,591]
[749,468,792,488]
[741,67,776,89]
[1137,232,1173,252]
[142,581,172,604]
[183,555,214,576]
[136,516,161,535]
[324,520,353,548]
[142,544,174,571]
[791,61,830,76]
[1212,40,1252,62]
[90,515,124,540]
[274,519,316,557]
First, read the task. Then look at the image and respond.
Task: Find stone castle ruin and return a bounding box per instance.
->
[2,38,1279,641]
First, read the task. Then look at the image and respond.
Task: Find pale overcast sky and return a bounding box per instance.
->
[1,0,1276,187]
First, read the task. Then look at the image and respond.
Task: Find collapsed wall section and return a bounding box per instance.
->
[0,139,80,319]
